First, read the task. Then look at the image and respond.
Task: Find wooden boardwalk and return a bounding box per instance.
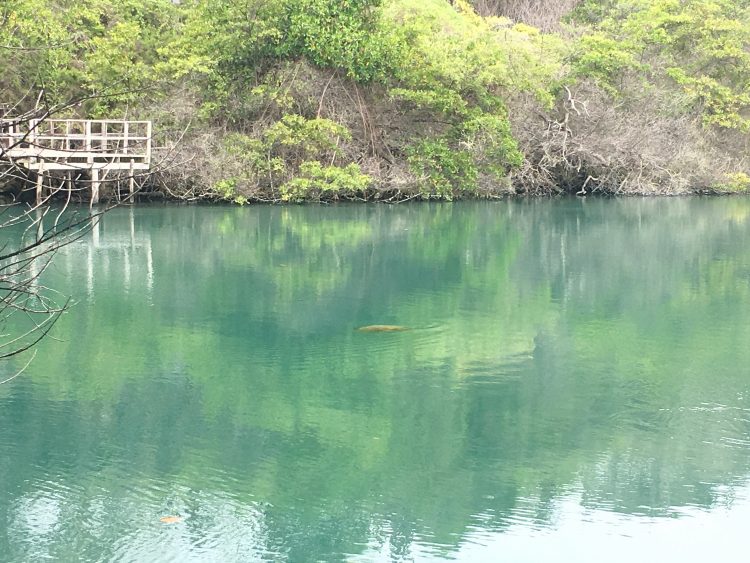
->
[0,118,152,204]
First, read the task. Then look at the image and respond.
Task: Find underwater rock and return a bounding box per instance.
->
[356,325,409,332]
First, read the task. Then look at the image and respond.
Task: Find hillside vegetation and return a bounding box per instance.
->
[1,0,749,201]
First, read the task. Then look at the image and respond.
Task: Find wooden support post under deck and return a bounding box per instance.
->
[129,159,135,196]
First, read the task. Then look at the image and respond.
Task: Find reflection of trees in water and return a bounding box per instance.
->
[3,200,750,559]
[514,197,750,311]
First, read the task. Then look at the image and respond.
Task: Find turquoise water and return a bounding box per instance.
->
[2,199,750,561]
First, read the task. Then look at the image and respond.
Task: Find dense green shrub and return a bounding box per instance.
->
[407,139,478,199]
[213,115,360,200]
[714,173,750,193]
[280,161,372,202]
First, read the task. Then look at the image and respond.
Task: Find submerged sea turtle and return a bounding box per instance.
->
[356,325,410,332]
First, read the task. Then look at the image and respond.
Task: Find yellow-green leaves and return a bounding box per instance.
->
[280,162,372,202]
[407,139,478,199]
[2,0,180,113]
[215,116,362,202]
[714,172,750,193]
[572,0,750,130]
[570,33,642,95]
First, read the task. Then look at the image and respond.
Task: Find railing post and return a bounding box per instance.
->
[146,121,152,167]
[29,118,38,169]
[85,120,92,157]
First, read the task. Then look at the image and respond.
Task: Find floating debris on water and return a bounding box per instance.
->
[160,515,183,524]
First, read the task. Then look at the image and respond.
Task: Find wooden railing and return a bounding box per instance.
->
[0,118,152,171]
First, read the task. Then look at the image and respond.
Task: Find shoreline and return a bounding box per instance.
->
[3,185,747,207]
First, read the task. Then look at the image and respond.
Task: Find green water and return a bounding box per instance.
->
[2,199,750,562]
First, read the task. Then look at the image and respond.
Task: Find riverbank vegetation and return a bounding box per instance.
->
[1,0,749,201]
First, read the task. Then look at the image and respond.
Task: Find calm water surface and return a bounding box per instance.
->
[2,199,750,561]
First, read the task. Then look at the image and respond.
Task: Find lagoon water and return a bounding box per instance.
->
[2,199,750,561]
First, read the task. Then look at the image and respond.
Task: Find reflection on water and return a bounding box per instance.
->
[2,198,750,561]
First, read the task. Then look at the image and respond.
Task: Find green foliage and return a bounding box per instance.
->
[213,178,248,205]
[280,161,372,202]
[215,115,358,201]
[389,87,469,116]
[572,0,750,130]
[263,114,350,157]
[459,111,524,177]
[84,21,154,115]
[402,108,523,197]
[384,0,564,105]
[161,0,403,126]
[281,0,399,82]
[570,33,642,94]
[382,1,544,194]
[666,69,750,131]
[166,0,400,89]
[213,178,237,199]
[1,0,179,114]
[221,132,285,196]
[407,139,478,199]
[714,172,750,193]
